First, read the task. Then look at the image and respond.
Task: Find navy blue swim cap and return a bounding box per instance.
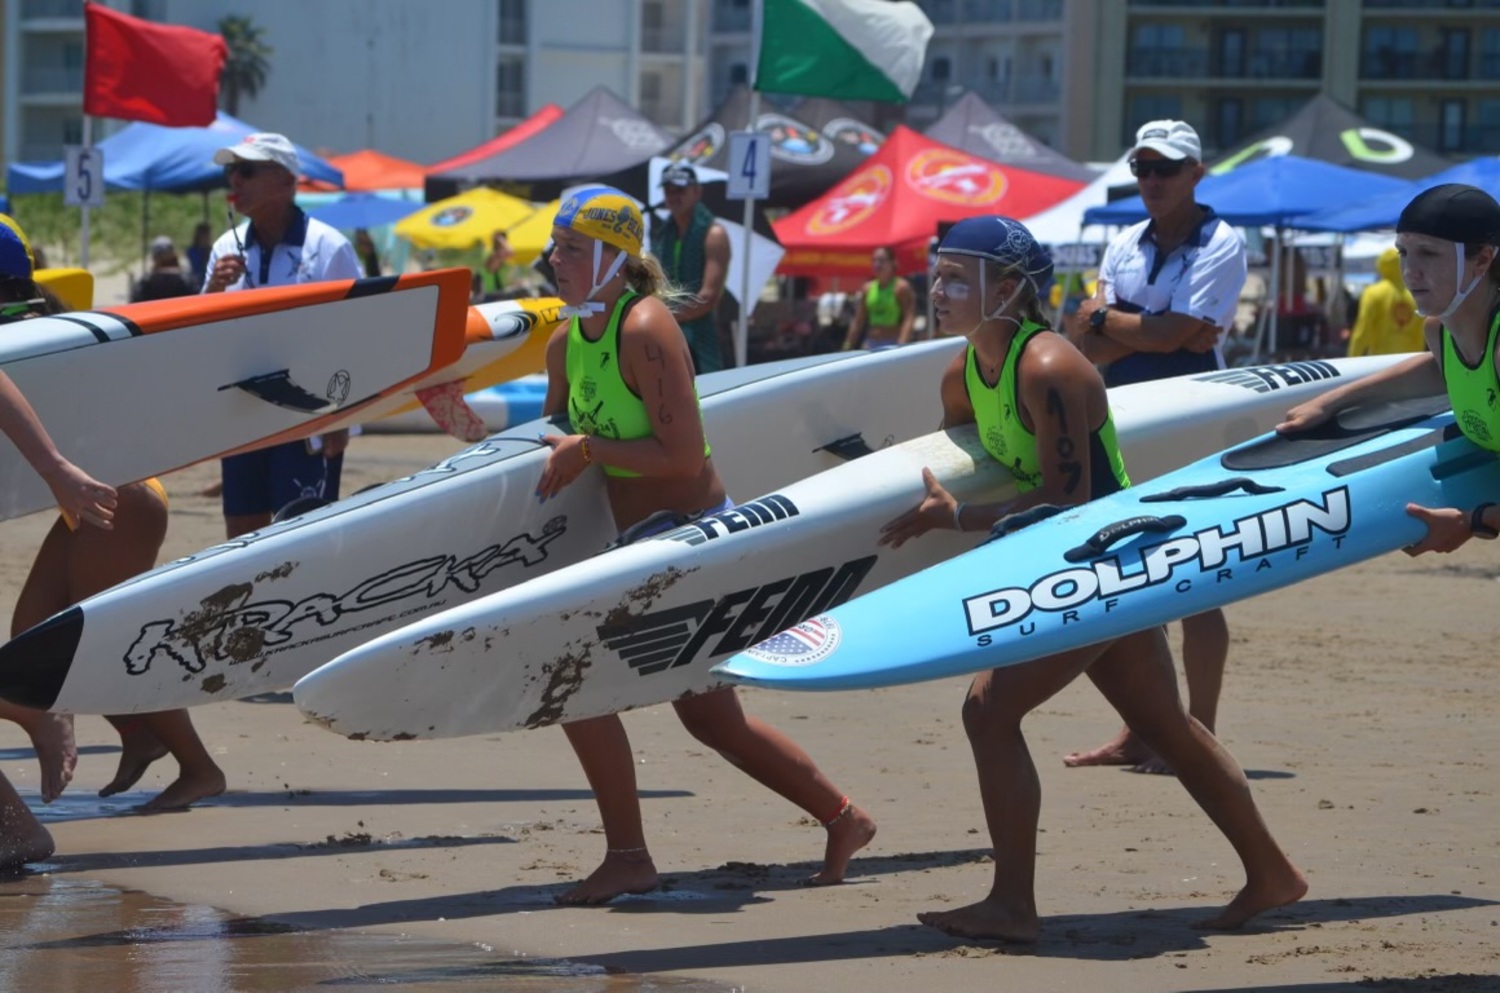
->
[938,216,1054,296]
[1397,184,1500,246]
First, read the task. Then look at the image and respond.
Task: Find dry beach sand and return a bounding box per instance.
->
[0,430,1496,992]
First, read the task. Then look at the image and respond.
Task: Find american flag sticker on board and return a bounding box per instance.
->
[742,615,843,667]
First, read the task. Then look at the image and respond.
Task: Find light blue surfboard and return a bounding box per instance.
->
[714,398,1499,691]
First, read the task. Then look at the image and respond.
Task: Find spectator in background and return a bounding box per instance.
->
[1067,119,1246,777]
[475,229,524,301]
[203,132,362,539]
[652,162,730,372]
[1348,246,1425,356]
[353,228,382,278]
[842,245,916,350]
[186,221,213,290]
[131,236,195,302]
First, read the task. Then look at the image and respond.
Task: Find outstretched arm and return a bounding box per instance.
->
[0,371,115,528]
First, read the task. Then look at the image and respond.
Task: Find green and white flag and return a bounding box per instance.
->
[754,0,934,104]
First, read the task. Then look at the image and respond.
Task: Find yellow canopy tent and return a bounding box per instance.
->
[501,199,559,267]
[394,187,538,251]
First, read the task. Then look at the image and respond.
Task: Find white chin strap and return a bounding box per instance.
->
[960,264,1024,338]
[1426,242,1486,320]
[559,239,628,319]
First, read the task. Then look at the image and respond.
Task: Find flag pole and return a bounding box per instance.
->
[737,0,764,369]
[79,115,93,269]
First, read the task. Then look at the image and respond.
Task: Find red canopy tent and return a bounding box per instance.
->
[300,149,427,192]
[425,104,565,174]
[773,126,1083,280]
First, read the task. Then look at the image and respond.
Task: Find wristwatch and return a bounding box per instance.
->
[1471,502,1498,539]
[1088,306,1109,333]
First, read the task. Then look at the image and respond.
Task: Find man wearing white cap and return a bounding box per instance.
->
[203,132,362,539]
[1066,119,1248,776]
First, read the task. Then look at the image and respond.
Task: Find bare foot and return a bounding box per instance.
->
[135,769,227,813]
[1193,867,1309,930]
[556,850,660,905]
[805,803,877,886]
[1062,727,1151,768]
[0,820,54,872]
[1129,754,1176,776]
[918,897,1040,943]
[25,713,77,803]
[99,721,169,797]
[199,481,223,498]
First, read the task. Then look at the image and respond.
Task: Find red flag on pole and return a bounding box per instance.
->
[83,3,228,126]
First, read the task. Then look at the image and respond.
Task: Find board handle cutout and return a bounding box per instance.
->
[1139,477,1285,503]
[816,434,875,461]
[1063,514,1186,563]
[218,369,332,413]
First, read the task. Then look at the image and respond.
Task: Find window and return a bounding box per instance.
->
[1362,25,1419,78]
[729,62,748,85]
[1126,95,1184,144]
[1216,97,1244,147]
[498,0,526,46]
[1219,28,1245,76]
[1439,99,1466,151]
[1440,28,1470,79]
[495,56,525,118]
[1360,95,1415,131]
[931,56,952,82]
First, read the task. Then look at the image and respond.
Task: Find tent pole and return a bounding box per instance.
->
[141,189,151,282]
[1269,227,1283,359]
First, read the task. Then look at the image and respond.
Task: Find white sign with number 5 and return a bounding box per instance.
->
[64,146,106,208]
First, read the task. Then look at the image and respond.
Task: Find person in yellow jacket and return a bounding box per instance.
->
[1348,245,1425,356]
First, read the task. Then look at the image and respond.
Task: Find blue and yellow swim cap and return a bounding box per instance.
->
[0,214,36,281]
[554,186,645,258]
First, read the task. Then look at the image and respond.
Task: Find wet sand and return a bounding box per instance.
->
[1,432,1498,993]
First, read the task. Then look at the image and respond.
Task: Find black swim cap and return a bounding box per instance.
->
[1396,184,1500,245]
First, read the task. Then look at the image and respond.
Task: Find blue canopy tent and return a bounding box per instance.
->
[304,193,420,231]
[1081,156,1413,361]
[1081,155,1411,229]
[5,111,342,194]
[1297,157,1500,234]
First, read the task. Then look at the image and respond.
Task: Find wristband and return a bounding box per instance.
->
[1471,502,1497,539]
[580,436,593,465]
[953,502,966,532]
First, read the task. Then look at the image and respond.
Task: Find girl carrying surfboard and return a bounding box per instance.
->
[1280,183,1500,554]
[878,215,1306,943]
[533,187,875,905]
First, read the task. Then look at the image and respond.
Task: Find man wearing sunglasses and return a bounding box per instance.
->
[1065,119,1247,777]
[202,133,362,539]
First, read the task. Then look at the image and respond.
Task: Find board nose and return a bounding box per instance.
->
[0,606,83,711]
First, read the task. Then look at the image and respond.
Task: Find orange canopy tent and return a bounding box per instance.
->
[773,126,1085,280]
[300,149,427,192]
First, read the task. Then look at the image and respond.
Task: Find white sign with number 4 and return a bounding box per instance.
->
[727,131,770,201]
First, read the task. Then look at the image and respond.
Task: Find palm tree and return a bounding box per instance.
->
[218,15,273,117]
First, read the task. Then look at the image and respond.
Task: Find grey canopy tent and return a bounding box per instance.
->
[425,86,674,202]
[924,91,1096,184]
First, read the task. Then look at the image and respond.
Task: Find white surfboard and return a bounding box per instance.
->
[319,299,562,437]
[0,269,471,520]
[0,340,960,714]
[289,355,1410,741]
[361,375,549,435]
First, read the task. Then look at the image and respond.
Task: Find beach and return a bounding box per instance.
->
[0,431,1497,992]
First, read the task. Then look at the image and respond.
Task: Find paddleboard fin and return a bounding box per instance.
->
[1140,477,1285,502]
[816,434,875,461]
[218,369,334,413]
[1223,396,1452,472]
[987,503,1066,543]
[0,606,83,712]
[1063,514,1187,564]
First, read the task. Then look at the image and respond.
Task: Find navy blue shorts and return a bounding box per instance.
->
[221,440,343,518]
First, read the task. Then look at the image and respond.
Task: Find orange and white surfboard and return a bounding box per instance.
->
[0,268,471,521]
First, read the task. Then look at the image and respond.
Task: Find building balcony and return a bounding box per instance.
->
[1128,0,1322,8]
[498,16,525,46]
[21,65,84,95]
[912,76,1058,107]
[20,0,84,19]
[641,24,688,54]
[1011,76,1061,102]
[963,0,1014,20]
[1362,49,1485,80]
[1411,120,1500,152]
[1017,0,1062,19]
[711,1,751,33]
[1127,45,1321,79]
[1364,0,1500,10]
